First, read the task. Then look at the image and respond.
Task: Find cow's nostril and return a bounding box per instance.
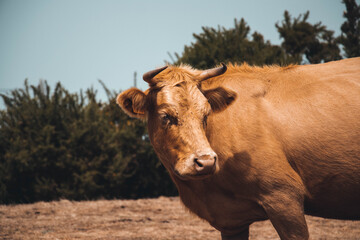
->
[194,158,203,168]
[194,155,216,174]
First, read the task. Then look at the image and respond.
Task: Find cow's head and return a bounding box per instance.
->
[117,64,236,180]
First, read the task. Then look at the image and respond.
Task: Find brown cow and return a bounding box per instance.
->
[117,58,360,240]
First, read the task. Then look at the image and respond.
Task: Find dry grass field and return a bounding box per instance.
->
[1,197,359,240]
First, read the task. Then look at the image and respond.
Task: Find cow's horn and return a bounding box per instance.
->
[198,63,227,82]
[143,66,168,83]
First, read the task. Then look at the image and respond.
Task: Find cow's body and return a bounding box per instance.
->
[117,58,360,239]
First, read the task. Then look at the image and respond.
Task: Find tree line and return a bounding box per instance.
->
[0,0,359,203]
[174,0,359,68]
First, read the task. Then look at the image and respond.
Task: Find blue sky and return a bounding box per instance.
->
[0,0,349,103]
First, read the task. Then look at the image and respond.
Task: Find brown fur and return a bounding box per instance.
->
[117,58,360,240]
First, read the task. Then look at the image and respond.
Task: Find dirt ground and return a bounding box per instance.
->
[1,197,359,240]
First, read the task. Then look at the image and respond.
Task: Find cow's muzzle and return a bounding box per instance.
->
[173,150,218,180]
[193,151,217,175]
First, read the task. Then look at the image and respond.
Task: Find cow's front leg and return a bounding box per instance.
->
[261,192,309,240]
[221,227,249,240]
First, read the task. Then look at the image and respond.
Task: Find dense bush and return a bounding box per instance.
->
[0,80,177,204]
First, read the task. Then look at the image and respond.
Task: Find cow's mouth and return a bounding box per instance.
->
[173,159,217,181]
[173,169,216,180]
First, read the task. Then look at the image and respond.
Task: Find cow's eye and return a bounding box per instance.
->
[203,115,208,128]
[162,114,178,126]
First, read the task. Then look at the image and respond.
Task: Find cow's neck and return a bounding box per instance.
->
[171,171,266,234]
[172,174,219,223]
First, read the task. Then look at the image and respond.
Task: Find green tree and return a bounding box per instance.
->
[338,0,360,58]
[276,11,341,64]
[175,18,289,69]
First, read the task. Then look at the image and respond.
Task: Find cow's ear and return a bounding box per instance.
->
[117,88,147,119]
[203,87,236,113]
